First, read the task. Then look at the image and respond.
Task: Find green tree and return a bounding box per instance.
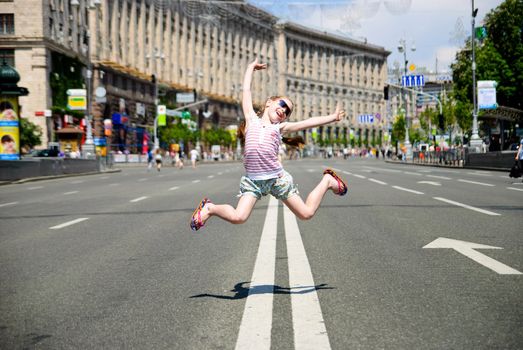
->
[391,115,406,144]
[451,0,523,113]
[20,117,42,150]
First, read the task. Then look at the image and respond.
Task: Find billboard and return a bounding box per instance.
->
[0,96,20,160]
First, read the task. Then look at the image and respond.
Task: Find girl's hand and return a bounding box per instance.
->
[249,58,267,71]
[332,103,346,122]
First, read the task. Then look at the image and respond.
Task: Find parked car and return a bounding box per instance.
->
[27,148,60,157]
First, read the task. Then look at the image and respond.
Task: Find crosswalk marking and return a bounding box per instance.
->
[235,197,278,350]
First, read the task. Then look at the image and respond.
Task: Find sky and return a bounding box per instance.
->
[248,0,504,75]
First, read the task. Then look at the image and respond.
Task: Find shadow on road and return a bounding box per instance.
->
[189,281,334,300]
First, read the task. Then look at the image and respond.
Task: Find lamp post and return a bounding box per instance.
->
[398,39,416,159]
[469,0,482,151]
[71,0,101,158]
[147,48,164,150]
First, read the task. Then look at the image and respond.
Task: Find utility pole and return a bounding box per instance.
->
[469,0,482,151]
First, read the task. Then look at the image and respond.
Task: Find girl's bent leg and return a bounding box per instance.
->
[205,195,258,224]
[282,174,339,220]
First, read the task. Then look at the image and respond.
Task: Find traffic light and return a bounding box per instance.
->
[151,74,156,84]
[383,85,389,100]
[438,113,444,130]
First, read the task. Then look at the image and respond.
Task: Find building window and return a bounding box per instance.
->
[0,49,14,66]
[0,14,14,35]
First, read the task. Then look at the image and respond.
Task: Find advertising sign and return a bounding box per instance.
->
[157,105,166,126]
[67,89,87,110]
[0,96,20,160]
[477,80,497,109]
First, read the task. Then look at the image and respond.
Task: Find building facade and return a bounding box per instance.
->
[0,0,390,152]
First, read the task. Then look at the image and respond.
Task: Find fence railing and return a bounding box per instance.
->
[411,149,466,167]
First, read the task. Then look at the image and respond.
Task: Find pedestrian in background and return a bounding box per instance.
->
[190,148,199,169]
[155,149,163,172]
[516,139,523,181]
[190,58,348,231]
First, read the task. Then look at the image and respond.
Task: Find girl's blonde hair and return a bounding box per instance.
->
[256,95,294,118]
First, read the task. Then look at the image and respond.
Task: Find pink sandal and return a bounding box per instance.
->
[190,198,211,231]
[323,169,348,196]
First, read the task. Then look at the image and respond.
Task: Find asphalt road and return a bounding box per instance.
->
[0,158,521,349]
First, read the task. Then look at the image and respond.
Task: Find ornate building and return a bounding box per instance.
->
[0,0,390,152]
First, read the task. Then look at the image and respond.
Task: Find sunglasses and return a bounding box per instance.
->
[277,99,292,117]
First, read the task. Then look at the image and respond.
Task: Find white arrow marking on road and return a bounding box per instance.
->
[417,181,441,186]
[423,237,522,275]
[235,196,278,350]
[50,217,89,230]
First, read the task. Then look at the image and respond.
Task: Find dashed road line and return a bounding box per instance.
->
[427,175,452,180]
[433,197,500,216]
[458,179,495,187]
[192,180,201,184]
[63,191,79,195]
[392,186,424,195]
[0,201,18,208]
[169,186,179,191]
[352,174,366,179]
[403,171,423,176]
[369,178,387,185]
[27,186,43,190]
[207,175,214,178]
[507,187,523,192]
[130,196,148,203]
[50,218,89,230]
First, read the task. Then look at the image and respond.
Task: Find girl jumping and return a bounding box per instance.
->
[190,59,348,231]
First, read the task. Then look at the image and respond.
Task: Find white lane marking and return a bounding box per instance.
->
[403,171,423,176]
[423,237,521,275]
[427,175,452,180]
[63,191,79,195]
[130,196,148,203]
[0,201,18,207]
[138,178,147,182]
[100,176,109,179]
[363,167,401,173]
[207,175,214,179]
[192,180,201,184]
[433,197,500,216]
[369,178,387,185]
[169,186,179,191]
[352,174,366,179]
[458,179,495,187]
[417,181,441,186]
[217,172,223,175]
[27,186,43,190]
[392,186,424,195]
[342,171,352,175]
[467,172,492,177]
[307,169,315,172]
[108,183,120,186]
[50,217,89,230]
[507,187,523,192]
[70,180,84,184]
[235,197,278,350]
[284,206,331,350]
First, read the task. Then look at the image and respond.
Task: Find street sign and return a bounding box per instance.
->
[358,114,374,124]
[401,75,425,87]
[176,92,195,103]
[157,105,166,126]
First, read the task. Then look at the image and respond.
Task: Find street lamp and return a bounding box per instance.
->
[71,0,100,158]
[469,0,482,151]
[147,48,164,150]
[398,39,416,159]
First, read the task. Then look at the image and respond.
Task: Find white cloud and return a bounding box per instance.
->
[251,0,504,72]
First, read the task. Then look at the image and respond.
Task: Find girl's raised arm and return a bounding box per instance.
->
[242,59,267,126]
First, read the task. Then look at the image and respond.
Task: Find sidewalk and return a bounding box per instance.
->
[0,168,121,186]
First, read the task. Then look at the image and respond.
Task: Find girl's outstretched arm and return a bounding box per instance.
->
[280,103,345,134]
[242,59,267,127]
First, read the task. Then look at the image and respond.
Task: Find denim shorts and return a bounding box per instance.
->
[239,170,299,200]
